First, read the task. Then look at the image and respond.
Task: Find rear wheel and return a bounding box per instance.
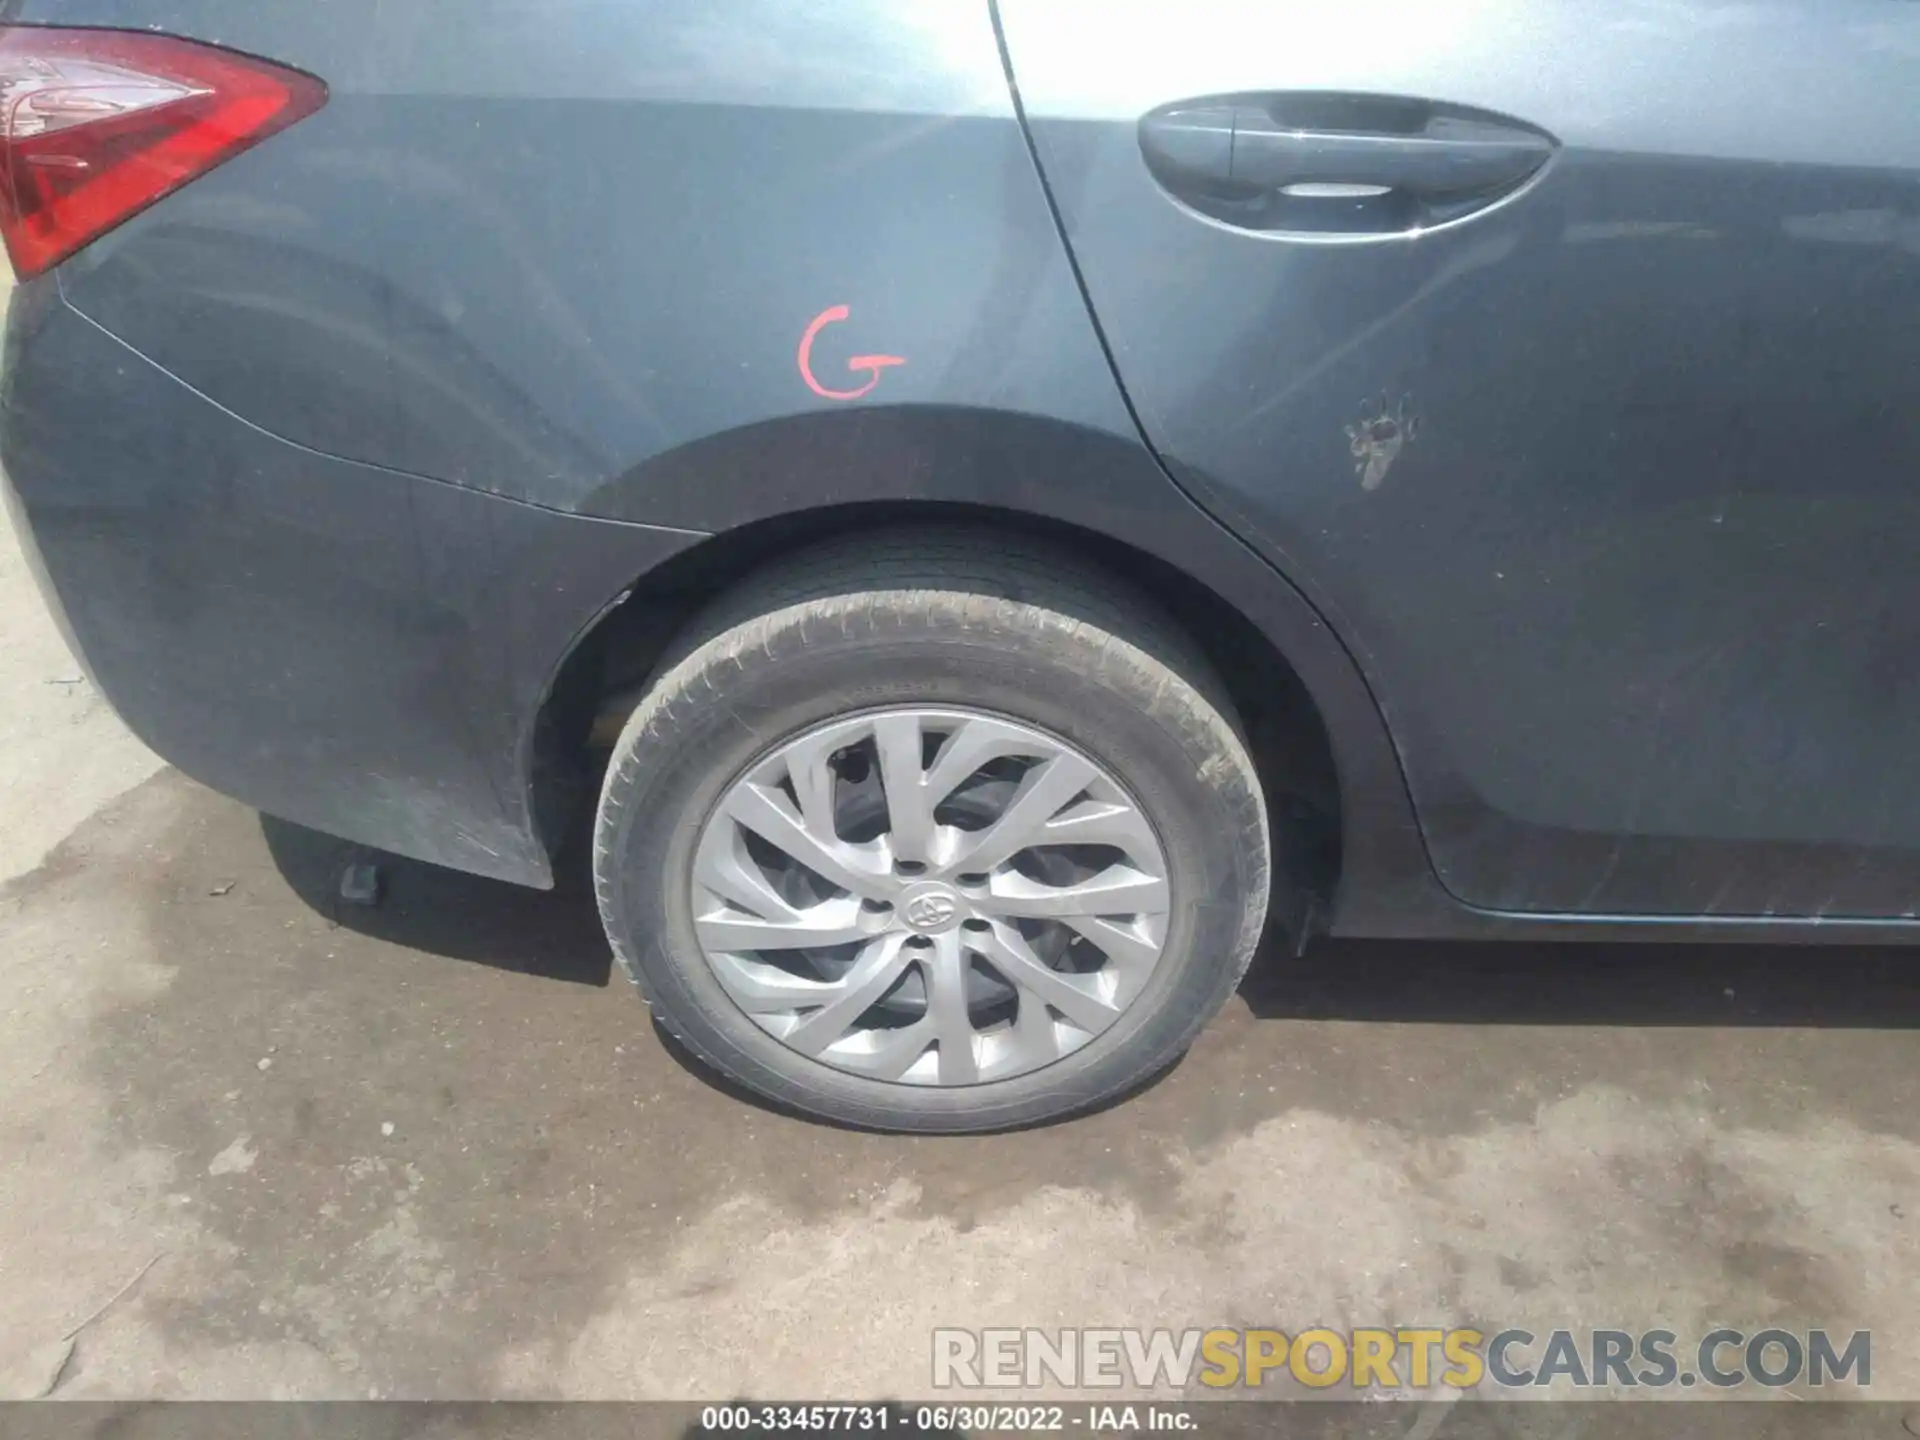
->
[593,532,1270,1132]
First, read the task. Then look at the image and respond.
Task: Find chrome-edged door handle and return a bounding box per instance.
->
[1141,92,1558,236]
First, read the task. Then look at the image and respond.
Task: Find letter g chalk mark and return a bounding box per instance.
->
[797,304,906,401]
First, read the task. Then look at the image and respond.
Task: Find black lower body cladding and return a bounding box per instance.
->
[0,278,703,884]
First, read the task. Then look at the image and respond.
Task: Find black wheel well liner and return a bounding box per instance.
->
[522,402,1447,938]
[535,498,1348,925]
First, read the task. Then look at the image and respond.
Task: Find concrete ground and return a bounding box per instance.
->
[4,439,1920,1409]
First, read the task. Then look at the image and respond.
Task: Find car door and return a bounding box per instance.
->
[999,0,1920,919]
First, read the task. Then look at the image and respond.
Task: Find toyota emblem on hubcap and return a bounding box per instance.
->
[900,885,962,933]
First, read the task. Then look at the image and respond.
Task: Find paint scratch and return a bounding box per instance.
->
[1347,393,1420,490]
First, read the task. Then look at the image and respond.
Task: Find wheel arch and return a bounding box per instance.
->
[525,406,1451,938]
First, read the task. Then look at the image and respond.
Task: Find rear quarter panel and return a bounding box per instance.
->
[19,0,1132,504]
[0,0,1451,928]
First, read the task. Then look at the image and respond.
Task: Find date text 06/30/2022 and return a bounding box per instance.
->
[697,1407,1193,1432]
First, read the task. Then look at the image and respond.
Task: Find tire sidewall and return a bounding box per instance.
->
[597,602,1268,1130]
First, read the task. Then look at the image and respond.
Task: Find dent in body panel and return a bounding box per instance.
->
[1002,0,1920,918]
[1346,394,1419,492]
[1183,151,1920,919]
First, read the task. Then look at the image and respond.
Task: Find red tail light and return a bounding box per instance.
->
[0,27,326,278]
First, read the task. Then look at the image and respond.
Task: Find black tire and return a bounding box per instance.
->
[593,529,1271,1132]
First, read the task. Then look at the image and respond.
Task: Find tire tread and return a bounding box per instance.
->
[592,527,1270,1132]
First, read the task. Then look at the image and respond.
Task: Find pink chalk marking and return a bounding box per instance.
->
[797,305,906,401]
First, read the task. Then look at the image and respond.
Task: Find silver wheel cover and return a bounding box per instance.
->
[689,707,1172,1087]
